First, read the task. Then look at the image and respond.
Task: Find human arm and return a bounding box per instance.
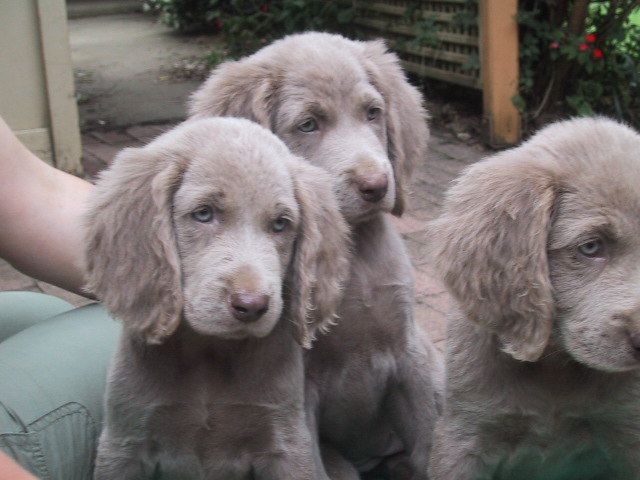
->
[0,452,36,480]
[0,115,92,296]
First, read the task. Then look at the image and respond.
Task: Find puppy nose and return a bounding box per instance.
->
[630,331,640,351]
[356,173,388,203]
[229,292,270,323]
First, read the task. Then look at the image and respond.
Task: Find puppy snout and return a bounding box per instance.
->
[229,292,270,323]
[356,173,388,203]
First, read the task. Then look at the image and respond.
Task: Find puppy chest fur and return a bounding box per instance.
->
[104,326,309,477]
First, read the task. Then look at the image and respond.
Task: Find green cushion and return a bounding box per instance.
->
[0,291,74,342]
[0,303,120,479]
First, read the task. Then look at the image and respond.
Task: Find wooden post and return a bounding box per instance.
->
[37,0,83,174]
[479,0,521,147]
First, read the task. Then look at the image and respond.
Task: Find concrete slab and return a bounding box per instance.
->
[69,13,216,129]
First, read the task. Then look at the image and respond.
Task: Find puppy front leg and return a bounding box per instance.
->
[254,422,325,480]
[386,348,442,479]
[302,395,358,480]
[304,386,334,480]
[254,450,319,480]
[93,434,148,480]
[320,443,360,480]
[428,419,483,480]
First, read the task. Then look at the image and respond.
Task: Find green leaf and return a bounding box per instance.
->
[512,94,526,112]
[567,95,596,116]
[337,8,354,24]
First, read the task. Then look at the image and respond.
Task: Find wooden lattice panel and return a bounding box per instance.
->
[355,1,481,89]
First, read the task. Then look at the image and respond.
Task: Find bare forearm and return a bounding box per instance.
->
[0,452,36,480]
[0,116,93,296]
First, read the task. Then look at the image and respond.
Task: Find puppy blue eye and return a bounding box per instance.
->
[298,118,318,133]
[367,107,381,121]
[578,239,603,257]
[191,206,214,223]
[272,217,290,233]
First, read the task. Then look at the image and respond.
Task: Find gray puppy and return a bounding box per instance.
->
[429,117,640,479]
[84,118,350,479]
[190,32,443,479]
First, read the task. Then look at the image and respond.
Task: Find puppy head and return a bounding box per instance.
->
[543,118,640,372]
[84,117,350,346]
[188,32,429,224]
[432,117,640,368]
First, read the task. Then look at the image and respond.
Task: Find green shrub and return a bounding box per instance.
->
[143,0,231,32]
[222,0,355,57]
[516,1,640,129]
[144,0,356,58]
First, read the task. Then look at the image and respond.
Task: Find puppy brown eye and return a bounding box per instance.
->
[298,118,318,133]
[272,217,290,233]
[578,239,604,258]
[191,206,214,223]
[367,107,381,121]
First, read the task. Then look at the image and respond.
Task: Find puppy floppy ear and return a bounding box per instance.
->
[188,58,276,128]
[362,39,429,217]
[430,153,558,362]
[83,147,186,344]
[286,161,351,348]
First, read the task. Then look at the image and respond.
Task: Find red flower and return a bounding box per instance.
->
[578,43,589,52]
[259,4,268,13]
[592,48,604,59]
[214,18,223,30]
[549,41,560,50]
[585,33,597,43]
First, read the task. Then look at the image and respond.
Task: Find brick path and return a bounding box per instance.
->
[0,124,487,350]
